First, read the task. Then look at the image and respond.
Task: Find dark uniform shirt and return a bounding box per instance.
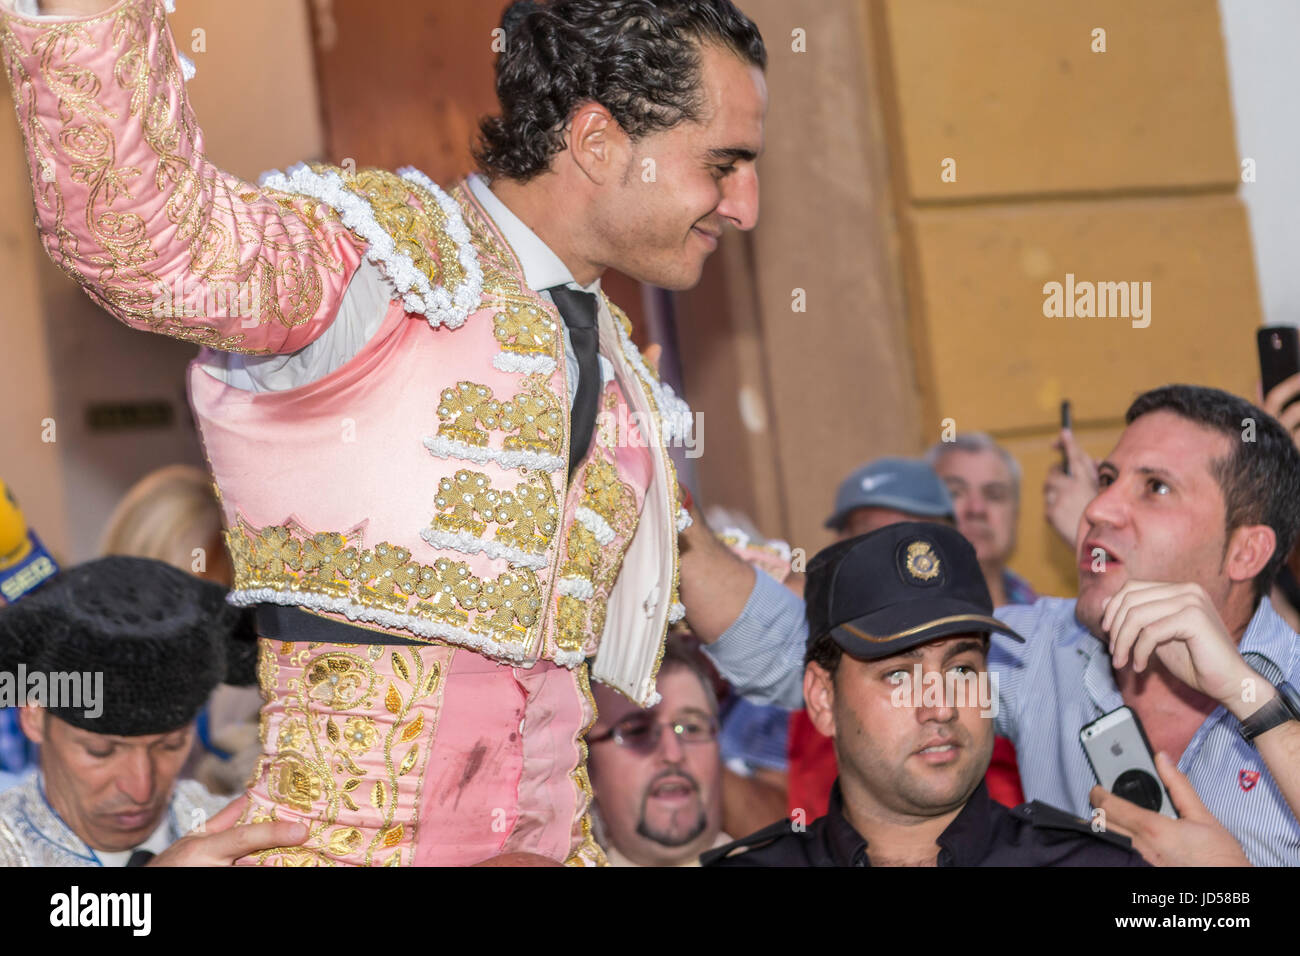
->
[702,780,1148,867]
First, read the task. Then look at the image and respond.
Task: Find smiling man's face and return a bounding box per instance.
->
[588,667,722,866]
[1074,410,1235,638]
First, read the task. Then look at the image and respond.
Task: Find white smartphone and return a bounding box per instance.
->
[1079,706,1177,819]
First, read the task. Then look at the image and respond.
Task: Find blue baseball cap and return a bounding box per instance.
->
[824,458,955,531]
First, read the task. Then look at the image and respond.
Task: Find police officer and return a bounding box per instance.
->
[703,522,1147,867]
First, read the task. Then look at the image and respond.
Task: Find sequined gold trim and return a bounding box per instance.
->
[564,664,607,866]
[226,517,543,650]
[431,469,559,556]
[435,378,564,456]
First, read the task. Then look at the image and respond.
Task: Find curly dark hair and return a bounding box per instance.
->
[475,0,767,182]
[1125,384,1300,604]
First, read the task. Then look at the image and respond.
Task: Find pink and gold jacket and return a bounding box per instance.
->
[0,0,691,705]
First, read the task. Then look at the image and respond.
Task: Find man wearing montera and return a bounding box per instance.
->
[696,385,1300,866]
[0,557,307,866]
[0,0,766,864]
[705,523,1145,866]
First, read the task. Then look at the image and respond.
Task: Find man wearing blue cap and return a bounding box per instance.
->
[704,523,1145,866]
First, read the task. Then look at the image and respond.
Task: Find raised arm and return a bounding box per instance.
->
[0,0,365,354]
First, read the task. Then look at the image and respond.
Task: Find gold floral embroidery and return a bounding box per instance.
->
[226,519,544,647]
[494,301,560,357]
[250,646,444,866]
[328,165,467,294]
[555,596,589,653]
[1,3,355,352]
[431,469,560,555]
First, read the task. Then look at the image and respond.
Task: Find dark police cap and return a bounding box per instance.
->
[805,522,1025,660]
[0,556,258,736]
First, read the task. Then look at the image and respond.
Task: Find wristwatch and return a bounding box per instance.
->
[1239,681,1300,742]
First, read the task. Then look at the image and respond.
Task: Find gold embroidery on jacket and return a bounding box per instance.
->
[494,302,560,357]
[432,469,560,556]
[249,645,443,866]
[0,3,353,353]
[226,519,544,646]
[436,378,563,455]
[327,166,466,293]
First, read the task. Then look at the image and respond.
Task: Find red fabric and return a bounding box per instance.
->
[786,711,1025,820]
[985,735,1026,808]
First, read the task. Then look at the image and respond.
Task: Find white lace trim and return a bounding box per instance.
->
[419,527,548,570]
[610,314,694,444]
[227,588,542,666]
[396,166,485,326]
[676,506,693,532]
[423,434,566,476]
[492,352,557,376]
[575,506,615,546]
[422,435,564,473]
[257,163,482,328]
[555,576,595,600]
[553,648,587,668]
[667,601,686,624]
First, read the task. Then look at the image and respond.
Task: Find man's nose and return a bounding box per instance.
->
[116,750,156,805]
[656,724,686,763]
[916,673,958,723]
[717,167,759,232]
[1083,478,1124,531]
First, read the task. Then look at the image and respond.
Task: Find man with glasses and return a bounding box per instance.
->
[588,641,729,866]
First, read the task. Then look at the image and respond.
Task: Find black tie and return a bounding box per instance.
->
[126,849,155,867]
[546,285,601,479]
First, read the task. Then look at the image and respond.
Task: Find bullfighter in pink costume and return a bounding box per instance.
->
[0,0,769,863]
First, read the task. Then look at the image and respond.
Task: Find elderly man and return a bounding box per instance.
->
[926,433,1037,608]
[588,640,728,866]
[0,557,305,866]
[705,523,1144,866]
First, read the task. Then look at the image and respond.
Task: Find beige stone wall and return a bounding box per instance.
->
[875,0,1258,595]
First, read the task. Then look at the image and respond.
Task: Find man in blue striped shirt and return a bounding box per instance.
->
[683,385,1300,866]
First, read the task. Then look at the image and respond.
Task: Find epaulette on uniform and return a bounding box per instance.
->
[699,817,794,866]
[1010,800,1136,850]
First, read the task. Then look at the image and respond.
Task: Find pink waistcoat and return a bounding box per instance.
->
[1,0,691,705]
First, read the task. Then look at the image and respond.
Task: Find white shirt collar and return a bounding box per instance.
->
[466,173,601,296]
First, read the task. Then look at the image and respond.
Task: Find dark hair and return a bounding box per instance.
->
[1125,384,1300,604]
[803,542,846,676]
[475,0,767,182]
[658,637,720,716]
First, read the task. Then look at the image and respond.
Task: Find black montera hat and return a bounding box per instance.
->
[805,522,1026,660]
[0,556,257,736]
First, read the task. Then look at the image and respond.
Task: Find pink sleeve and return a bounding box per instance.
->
[0,0,365,354]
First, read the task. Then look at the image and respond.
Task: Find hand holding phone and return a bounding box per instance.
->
[1080,706,1177,819]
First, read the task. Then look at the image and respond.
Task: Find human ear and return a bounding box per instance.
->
[17,705,46,745]
[566,102,622,185]
[803,663,836,739]
[1225,523,1277,586]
